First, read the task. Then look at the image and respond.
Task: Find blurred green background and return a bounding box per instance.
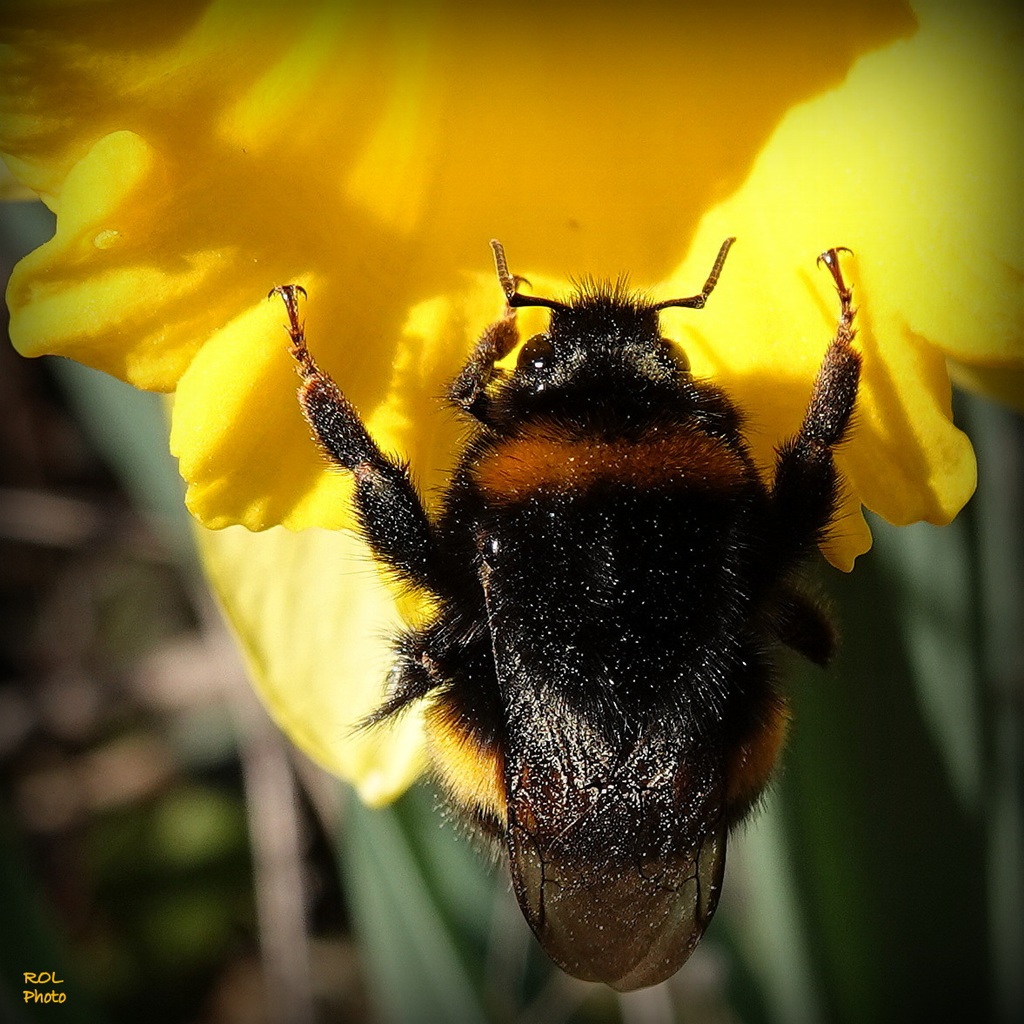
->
[1,200,1021,1024]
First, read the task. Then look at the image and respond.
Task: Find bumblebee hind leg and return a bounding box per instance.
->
[358,628,444,727]
[770,583,837,666]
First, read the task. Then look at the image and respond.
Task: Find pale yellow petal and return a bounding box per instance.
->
[197,523,426,805]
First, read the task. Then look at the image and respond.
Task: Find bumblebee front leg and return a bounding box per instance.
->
[273,286,438,589]
[770,248,862,560]
[445,240,523,420]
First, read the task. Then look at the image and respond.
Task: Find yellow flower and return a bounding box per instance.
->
[2,1,1018,801]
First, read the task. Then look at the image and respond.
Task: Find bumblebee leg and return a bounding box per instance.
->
[446,312,519,418]
[770,584,837,666]
[446,301,520,421]
[359,630,443,726]
[770,249,861,559]
[446,241,531,421]
[272,286,438,588]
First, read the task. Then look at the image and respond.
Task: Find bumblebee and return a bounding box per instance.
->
[273,239,860,991]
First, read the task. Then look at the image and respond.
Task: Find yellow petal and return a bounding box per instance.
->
[3,0,920,532]
[653,0,1023,564]
[6,130,210,388]
[170,277,353,531]
[197,523,426,805]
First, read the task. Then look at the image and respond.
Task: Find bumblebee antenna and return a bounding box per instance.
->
[490,240,568,312]
[653,237,736,311]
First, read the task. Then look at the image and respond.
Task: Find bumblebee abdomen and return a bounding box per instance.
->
[462,429,771,739]
[424,696,507,831]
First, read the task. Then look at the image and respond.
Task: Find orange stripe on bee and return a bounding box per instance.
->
[425,701,507,826]
[725,698,791,817]
[473,421,748,502]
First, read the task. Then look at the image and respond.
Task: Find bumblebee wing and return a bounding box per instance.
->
[503,707,726,991]
[482,563,726,991]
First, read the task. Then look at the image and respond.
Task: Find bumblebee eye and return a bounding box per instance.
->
[518,334,555,371]
[657,338,691,374]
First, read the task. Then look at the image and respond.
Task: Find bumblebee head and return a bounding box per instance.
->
[489,241,724,422]
[512,288,692,392]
